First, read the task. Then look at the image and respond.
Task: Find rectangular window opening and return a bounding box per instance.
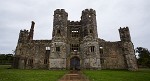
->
[90,29,93,33]
[99,47,103,54]
[71,44,80,51]
[56,47,60,52]
[44,59,48,64]
[90,46,95,52]
[57,30,61,34]
[46,47,50,50]
[71,30,79,37]
[28,59,33,65]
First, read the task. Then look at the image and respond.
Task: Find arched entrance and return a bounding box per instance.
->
[70,56,80,70]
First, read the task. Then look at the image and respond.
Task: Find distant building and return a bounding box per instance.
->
[13,9,138,71]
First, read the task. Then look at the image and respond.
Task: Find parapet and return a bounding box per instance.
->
[82,8,96,15]
[119,26,129,32]
[119,26,131,41]
[54,9,68,15]
[20,29,29,33]
[68,21,81,25]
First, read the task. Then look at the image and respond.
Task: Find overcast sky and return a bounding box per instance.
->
[0,0,150,54]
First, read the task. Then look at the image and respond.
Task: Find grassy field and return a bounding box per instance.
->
[83,69,150,81]
[0,65,67,81]
[1,65,150,81]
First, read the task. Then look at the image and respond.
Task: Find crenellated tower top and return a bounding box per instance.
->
[82,9,96,16]
[119,27,131,42]
[54,9,68,16]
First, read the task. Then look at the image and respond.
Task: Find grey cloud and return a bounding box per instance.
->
[0,0,150,53]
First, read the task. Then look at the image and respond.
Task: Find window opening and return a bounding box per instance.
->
[90,29,93,33]
[90,46,95,52]
[44,59,48,64]
[71,30,79,37]
[56,47,60,52]
[71,44,80,51]
[28,59,33,65]
[57,30,61,34]
[99,47,103,54]
[46,47,50,50]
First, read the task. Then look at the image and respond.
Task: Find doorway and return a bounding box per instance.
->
[70,56,80,70]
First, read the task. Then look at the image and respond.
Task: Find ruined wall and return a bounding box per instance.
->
[119,27,138,71]
[15,40,51,69]
[121,41,138,71]
[99,41,127,69]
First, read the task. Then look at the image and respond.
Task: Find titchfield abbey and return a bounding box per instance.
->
[13,9,138,71]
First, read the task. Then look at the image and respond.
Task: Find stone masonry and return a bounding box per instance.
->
[13,9,138,71]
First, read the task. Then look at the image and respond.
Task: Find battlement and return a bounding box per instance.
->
[68,21,81,25]
[20,29,29,33]
[54,9,68,15]
[82,8,96,15]
[119,26,131,42]
[119,26,129,32]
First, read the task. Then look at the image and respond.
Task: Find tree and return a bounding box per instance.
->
[136,47,150,68]
[0,54,13,65]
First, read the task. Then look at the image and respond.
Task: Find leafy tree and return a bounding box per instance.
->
[0,54,13,65]
[136,47,150,68]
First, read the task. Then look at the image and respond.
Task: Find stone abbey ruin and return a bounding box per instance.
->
[13,9,138,71]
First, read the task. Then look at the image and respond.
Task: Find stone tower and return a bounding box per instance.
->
[119,27,138,71]
[49,9,68,69]
[13,9,138,71]
[80,9,101,69]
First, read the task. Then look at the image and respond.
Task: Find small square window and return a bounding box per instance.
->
[56,47,60,52]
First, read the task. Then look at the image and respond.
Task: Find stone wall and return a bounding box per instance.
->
[14,40,51,69]
[99,41,127,69]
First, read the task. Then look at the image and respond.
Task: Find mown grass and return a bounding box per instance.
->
[83,69,150,81]
[0,65,67,81]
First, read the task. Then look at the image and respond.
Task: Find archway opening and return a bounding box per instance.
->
[70,56,80,70]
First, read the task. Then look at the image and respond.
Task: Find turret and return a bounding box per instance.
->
[119,27,131,42]
[18,29,29,43]
[18,21,35,43]
[28,21,35,40]
[119,27,138,71]
[52,9,68,38]
[81,9,98,39]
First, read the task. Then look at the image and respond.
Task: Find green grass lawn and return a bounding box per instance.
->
[1,65,150,81]
[0,65,67,81]
[83,69,150,81]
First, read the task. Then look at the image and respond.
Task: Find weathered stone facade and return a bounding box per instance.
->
[13,9,138,71]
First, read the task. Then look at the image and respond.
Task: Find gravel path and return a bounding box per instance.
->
[58,70,90,81]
